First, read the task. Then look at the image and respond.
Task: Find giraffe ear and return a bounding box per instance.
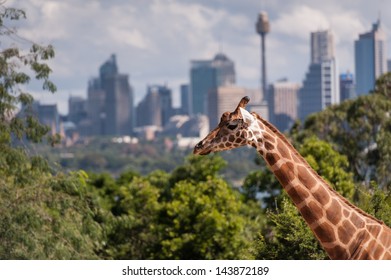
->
[239,107,255,124]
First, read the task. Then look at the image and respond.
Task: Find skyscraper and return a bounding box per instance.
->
[299,30,339,121]
[311,30,335,64]
[136,85,173,128]
[68,96,87,125]
[208,86,266,128]
[355,19,387,95]
[31,102,60,135]
[190,53,235,116]
[87,77,105,135]
[86,54,134,136]
[208,85,246,128]
[180,84,190,115]
[340,72,356,102]
[100,55,134,135]
[256,11,270,101]
[269,79,301,132]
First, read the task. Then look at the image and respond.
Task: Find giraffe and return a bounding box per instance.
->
[193,96,391,260]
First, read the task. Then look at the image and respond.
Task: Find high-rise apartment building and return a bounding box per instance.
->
[86,54,134,136]
[136,85,173,128]
[68,96,87,125]
[208,86,266,128]
[87,78,106,135]
[100,55,134,135]
[340,72,356,102]
[31,102,60,135]
[355,19,387,95]
[311,30,335,64]
[299,30,339,121]
[208,86,246,128]
[269,79,300,132]
[190,53,235,115]
[180,84,190,115]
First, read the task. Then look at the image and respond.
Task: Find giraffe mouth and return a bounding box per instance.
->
[193,141,211,155]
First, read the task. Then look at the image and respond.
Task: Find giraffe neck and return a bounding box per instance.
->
[249,116,391,259]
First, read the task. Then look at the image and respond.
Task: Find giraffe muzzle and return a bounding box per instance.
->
[193,141,211,155]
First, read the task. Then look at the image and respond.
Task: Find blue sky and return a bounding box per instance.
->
[5,0,391,114]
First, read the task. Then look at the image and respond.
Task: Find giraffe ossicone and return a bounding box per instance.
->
[239,107,255,124]
[194,96,391,260]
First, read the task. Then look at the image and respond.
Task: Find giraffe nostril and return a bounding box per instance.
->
[195,141,203,149]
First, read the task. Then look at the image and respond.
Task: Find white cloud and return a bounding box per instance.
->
[108,27,153,51]
[273,6,329,40]
[330,12,365,44]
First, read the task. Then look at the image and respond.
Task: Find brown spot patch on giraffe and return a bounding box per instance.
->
[263,132,275,143]
[235,138,244,144]
[350,212,365,229]
[328,245,348,260]
[384,252,391,259]
[312,185,330,206]
[299,200,323,225]
[264,141,274,151]
[338,220,356,245]
[265,152,280,166]
[274,162,295,187]
[366,240,377,259]
[326,199,341,225]
[367,225,381,238]
[287,186,310,205]
[292,153,301,164]
[357,249,370,260]
[277,139,292,160]
[343,209,350,218]
[313,222,336,243]
[371,241,384,259]
[297,165,317,190]
[380,229,391,245]
[229,135,235,142]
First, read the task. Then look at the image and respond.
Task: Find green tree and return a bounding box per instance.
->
[297,87,391,187]
[104,177,163,259]
[254,197,328,260]
[0,170,103,259]
[169,154,227,184]
[298,136,355,200]
[356,182,391,228]
[160,177,254,259]
[242,162,281,208]
[0,6,57,147]
[374,72,391,98]
[0,4,104,259]
[93,155,264,260]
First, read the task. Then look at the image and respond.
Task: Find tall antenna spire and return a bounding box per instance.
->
[256,11,270,102]
[218,36,223,54]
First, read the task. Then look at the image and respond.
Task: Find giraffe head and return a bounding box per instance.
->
[194,96,257,155]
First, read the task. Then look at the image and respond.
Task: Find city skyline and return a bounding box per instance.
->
[6,0,391,114]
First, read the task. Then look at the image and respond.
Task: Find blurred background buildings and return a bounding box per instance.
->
[30,13,389,148]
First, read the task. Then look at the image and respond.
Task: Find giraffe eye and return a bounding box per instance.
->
[227,123,238,130]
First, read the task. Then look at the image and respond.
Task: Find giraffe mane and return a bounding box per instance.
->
[253,112,384,225]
